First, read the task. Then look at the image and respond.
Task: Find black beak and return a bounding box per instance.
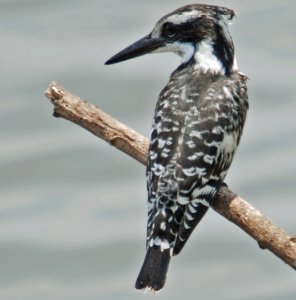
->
[105,34,164,65]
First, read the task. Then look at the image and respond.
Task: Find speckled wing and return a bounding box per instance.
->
[173,74,249,254]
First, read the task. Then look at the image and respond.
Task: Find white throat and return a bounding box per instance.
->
[194,40,225,74]
[153,39,237,73]
[177,42,195,64]
[153,42,195,64]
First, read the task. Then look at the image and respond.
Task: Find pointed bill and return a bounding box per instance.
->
[105,34,165,65]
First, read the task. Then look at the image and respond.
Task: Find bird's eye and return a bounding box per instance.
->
[183,22,195,31]
[163,22,177,38]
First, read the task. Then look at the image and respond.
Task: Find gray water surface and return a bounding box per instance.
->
[0,0,295,299]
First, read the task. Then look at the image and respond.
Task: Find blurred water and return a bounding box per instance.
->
[0,0,295,299]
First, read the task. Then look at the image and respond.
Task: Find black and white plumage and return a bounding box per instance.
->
[106,4,249,293]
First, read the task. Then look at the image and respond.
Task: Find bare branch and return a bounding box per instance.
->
[45,81,296,270]
[45,82,148,165]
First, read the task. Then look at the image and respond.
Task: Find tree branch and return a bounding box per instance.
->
[45,81,296,270]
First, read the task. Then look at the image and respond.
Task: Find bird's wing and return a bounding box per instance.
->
[173,81,248,255]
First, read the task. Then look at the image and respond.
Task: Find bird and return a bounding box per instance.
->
[105,4,249,293]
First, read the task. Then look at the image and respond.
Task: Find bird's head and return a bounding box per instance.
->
[105,4,237,75]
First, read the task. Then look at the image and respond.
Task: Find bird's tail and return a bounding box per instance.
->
[135,245,171,293]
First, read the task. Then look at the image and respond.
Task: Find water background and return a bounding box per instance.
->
[0,0,295,299]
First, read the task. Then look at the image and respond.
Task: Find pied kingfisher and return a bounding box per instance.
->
[106,4,249,292]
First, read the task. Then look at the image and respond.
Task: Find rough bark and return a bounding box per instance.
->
[45,81,296,270]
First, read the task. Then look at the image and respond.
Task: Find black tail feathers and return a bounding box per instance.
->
[135,246,171,292]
